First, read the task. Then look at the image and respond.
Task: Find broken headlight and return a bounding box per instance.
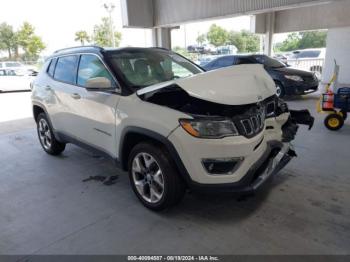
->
[179,119,239,138]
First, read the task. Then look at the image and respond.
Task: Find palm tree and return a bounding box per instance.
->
[74,31,90,46]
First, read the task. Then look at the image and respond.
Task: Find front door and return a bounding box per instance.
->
[65,54,120,157]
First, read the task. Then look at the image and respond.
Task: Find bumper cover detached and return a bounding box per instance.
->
[188,142,295,193]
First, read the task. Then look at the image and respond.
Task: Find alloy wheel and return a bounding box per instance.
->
[131,152,165,203]
[276,84,282,97]
[38,118,52,150]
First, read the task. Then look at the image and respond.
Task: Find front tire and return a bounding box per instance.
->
[37,113,66,155]
[128,142,185,210]
[275,81,285,98]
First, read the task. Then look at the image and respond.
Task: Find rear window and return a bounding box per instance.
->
[235,57,257,65]
[215,56,235,67]
[47,58,57,77]
[54,56,78,84]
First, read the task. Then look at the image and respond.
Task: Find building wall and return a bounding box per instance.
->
[323,27,350,88]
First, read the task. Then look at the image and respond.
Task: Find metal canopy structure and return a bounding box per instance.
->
[121,0,348,52]
[121,0,334,28]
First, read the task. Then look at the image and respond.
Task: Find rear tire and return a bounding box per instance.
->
[340,110,348,121]
[128,142,185,210]
[324,113,344,131]
[36,113,66,155]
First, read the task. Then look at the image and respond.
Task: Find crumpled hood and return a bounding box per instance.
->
[137,64,276,105]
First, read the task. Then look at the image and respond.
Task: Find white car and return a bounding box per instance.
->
[288,48,326,77]
[0,69,35,92]
[31,46,313,210]
[0,61,24,70]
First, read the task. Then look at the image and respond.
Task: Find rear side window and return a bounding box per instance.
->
[54,56,78,84]
[47,58,57,77]
[77,54,115,87]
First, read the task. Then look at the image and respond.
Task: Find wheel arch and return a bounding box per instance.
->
[119,127,191,185]
[33,104,46,122]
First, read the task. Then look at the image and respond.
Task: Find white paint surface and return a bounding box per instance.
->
[323,27,350,89]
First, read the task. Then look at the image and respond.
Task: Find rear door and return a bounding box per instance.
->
[48,55,80,134]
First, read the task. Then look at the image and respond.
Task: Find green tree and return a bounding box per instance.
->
[25,35,45,60]
[274,30,327,52]
[298,31,327,49]
[196,33,206,46]
[75,30,90,46]
[228,30,260,53]
[206,24,229,47]
[93,17,122,47]
[276,33,300,52]
[0,23,16,59]
[17,22,45,60]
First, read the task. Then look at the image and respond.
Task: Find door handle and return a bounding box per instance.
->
[71,93,81,99]
[45,85,52,91]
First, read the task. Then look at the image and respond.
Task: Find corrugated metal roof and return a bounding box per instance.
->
[153,0,334,26]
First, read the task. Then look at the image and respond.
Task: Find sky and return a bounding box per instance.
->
[0,0,288,56]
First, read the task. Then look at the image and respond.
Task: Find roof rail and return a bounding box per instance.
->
[54,45,104,53]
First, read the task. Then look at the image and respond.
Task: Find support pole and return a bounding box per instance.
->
[152,28,172,49]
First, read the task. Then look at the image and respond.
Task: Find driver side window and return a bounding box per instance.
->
[77,54,116,87]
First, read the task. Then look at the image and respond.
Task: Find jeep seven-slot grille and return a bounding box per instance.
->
[233,104,266,138]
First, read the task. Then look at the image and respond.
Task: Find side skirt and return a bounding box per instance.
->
[55,131,121,168]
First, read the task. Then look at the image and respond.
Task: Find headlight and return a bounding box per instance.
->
[179,119,239,138]
[285,75,303,82]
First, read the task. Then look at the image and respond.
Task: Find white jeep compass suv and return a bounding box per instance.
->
[31,46,313,210]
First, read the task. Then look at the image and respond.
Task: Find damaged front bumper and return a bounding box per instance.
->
[185,141,296,194]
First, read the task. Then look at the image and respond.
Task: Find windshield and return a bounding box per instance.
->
[255,56,286,68]
[106,49,203,89]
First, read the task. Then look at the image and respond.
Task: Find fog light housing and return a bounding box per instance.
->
[202,158,243,175]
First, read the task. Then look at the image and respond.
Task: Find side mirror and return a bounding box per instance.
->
[85,77,113,90]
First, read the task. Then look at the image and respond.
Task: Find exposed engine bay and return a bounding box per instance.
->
[138,84,314,141]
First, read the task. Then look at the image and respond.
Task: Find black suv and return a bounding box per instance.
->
[202,55,319,98]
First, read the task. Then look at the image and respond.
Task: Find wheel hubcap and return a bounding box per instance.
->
[328,118,340,128]
[38,119,52,150]
[132,152,164,203]
[276,84,282,97]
